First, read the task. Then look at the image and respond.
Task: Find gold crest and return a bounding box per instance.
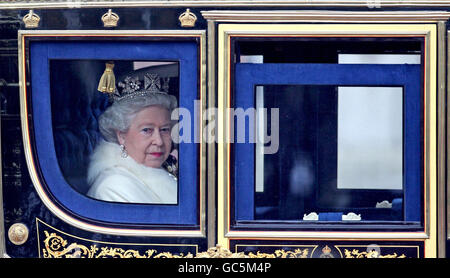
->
[23,10,40,29]
[101,9,119,28]
[319,245,334,258]
[179,9,197,28]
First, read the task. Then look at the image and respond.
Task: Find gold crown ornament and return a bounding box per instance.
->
[23,10,40,29]
[322,245,331,255]
[101,9,119,28]
[319,245,334,258]
[178,9,197,28]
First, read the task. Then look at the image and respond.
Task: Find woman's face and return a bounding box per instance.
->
[117,105,172,168]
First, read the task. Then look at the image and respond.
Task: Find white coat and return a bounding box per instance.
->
[86,140,177,204]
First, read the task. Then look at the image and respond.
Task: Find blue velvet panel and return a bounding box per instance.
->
[30,41,199,225]
[235,63,422,222]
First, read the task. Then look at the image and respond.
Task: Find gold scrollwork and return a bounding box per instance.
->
[343,249,407,258]
[41,231,194,258]
[247,249,309,258]
[195,245,310,258]
[196,245,247,258]
[41,230,312,259]
[40,227,410,259]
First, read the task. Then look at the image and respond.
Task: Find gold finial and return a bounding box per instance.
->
[101,9,119,28]
[178,9,197,28]
[8,223,29,245]
[23,10,40,29]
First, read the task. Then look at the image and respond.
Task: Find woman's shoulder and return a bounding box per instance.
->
[86,168,139,202]
[87,168,167,203]
[86,140,177,204]
[87,140,122,182]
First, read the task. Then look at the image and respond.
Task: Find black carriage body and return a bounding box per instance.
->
[0,1,449,259]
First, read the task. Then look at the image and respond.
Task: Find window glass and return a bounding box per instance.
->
[254,85,404,221]
[234,38,423,226]
[337,87,403,190]
[338,54,421,64]
[29,39,200,226]
[50,59,180,204]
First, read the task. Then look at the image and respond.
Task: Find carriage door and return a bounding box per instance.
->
[214,23,438,258]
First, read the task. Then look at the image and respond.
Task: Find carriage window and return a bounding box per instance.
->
[254,85,404,221]
[50,59,180,204]
[233,38,423,226]
[26,38,201,227]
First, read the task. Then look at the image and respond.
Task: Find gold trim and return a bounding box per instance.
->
[22,10,40,28]
[202,10,450,23]
[4,1,450,9]
[447,30,450,242]
[246,248,310,258]
[37,218,256,259]
[199,27,208,242]
[36,218,198,258]
[206,20,217,249]
[18,30,207,238]
[335,245,420,258]
[179,9,197,28]
[216,24,437,256]
[235,244,318,258]
[436,21,446,258]
[42,231,196,258]
[342,249,406,258]
[101,9,119,28]
[196,244,247,258]
[235,243,418,258]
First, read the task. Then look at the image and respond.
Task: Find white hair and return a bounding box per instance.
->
[98,93,177,144]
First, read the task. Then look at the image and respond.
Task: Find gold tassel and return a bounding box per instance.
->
[97,61,116,94]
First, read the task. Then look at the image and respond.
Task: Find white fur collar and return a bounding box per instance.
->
[87,140,175,187]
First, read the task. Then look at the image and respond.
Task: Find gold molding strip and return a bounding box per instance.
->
[206,20,217,249]
[18,29,207,238]
[202,10,450,23]
[447,30,450,242]
[436,21,446,258]
[4,1,450,9]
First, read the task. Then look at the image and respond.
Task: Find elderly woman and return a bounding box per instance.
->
[86,70,178,204]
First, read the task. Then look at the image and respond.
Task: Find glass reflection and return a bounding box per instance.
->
[337,87,403,190]
[254,85,404,221]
